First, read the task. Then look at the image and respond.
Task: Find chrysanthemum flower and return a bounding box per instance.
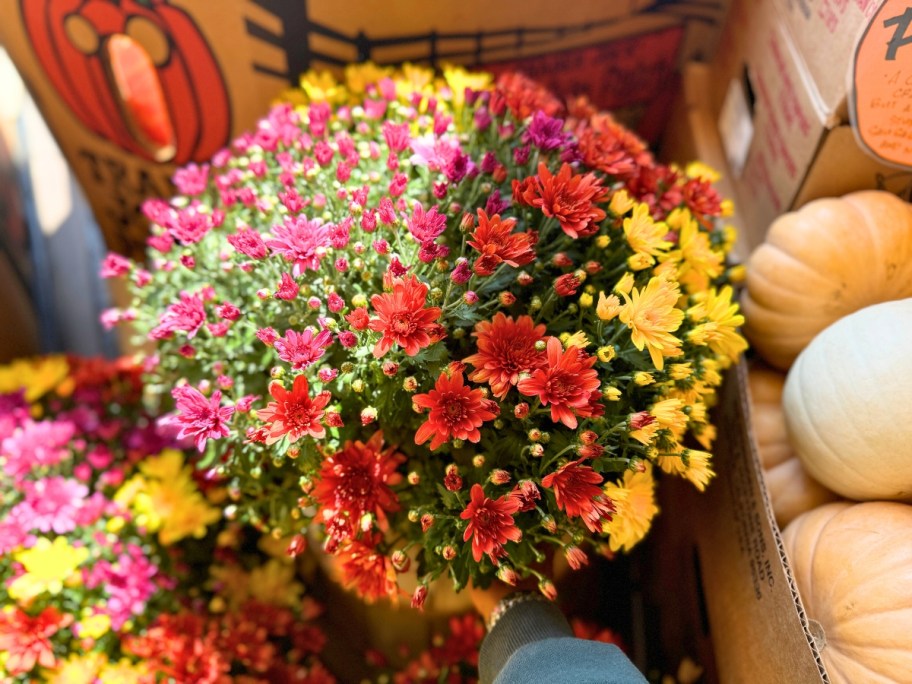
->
[369,276,442,358]
[623,203,672,261]
[313,431,404,538]
[656,448,715,492]
[513,163,608,238]
[541,458,614,533]
[413,371,496,451]
[686,286,749,362]
[265,215,331,276]
[460,484,522,563]
[602,464,659,552]
[256,374,330,444]
[274,328,333,370]
[575,112,651,180]
[466,209,537,276]
[517,338,600,429]
[0,606,68,676]
[618,276,684,371]
[463,313,546,399]
[335,534,399,603]
[171,385,234,452]
[151,291,206,339]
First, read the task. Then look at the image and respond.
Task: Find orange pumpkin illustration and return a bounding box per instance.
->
[22,0,230,164]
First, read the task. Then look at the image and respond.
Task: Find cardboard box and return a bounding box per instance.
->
[708,0,908,251]
[642,362,829,683]
[0,0,732,259]
[777,0,881,124]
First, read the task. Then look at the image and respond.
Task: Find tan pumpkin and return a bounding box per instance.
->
[742,190,912,370]
[783,299,912,501]
[747,363,837,527]
[782,502,912,683]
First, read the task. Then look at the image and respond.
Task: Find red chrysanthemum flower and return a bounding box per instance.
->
[172,384,235,452]
[460,483,522,563]
[463,313,547,399]
[516,338,601,429]
[122,613,230,682]
[466,209,537,276]
[313,431,405,539]
[541,458,615,533]
[368,276,442,358]
[413,371,497,451]
[335,534,400,603]
[0,607,68,676]
[513,162,608,239]
[257,374,331,444]
[575,112,652,181]
[492,71,564,120]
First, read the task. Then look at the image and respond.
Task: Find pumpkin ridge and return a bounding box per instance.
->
[823,648,905,684]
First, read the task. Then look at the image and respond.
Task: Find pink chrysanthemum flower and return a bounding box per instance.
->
[266,215,331,275]
[151,291,207,339]
[171,385,234,452]
[2,419,75,483]
[17,477,89,534]
[274,328,333,370]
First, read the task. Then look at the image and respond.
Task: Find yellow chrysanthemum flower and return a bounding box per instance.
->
[344,62,392,94]
[46,652,107,684]
[609,189,634,216]
[596,292,621,321]
[633,371,654,386]
[661,216,724,294]
[651,397,688,435]
[116,449,220,545]
[603,386,622,401]
[619,277,684,370]
[563,331,590,349]
[603,465,659,552]
[299,69,345,104]
[684,161,720,183]
[9,537,88,600]
[98,659,148,684]
[249,558,304,608]
[623,203,672,259]
[0,356,69,402]
[687,286,748,361]
[656,448,715,491]
[442,64,492,107]
[79,613,111,640]
[667,362,693,380]
[614,272,635,295]
[396,62,435,100]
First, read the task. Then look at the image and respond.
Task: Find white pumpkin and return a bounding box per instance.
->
[783,299,912,501]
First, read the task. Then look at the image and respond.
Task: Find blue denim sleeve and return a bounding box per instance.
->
[478,599,648,684]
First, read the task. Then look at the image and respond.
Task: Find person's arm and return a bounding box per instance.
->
[473,588,649,684]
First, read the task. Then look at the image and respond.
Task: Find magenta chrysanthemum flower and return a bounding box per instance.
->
[18,477,89,534]
[171,385,234,452]
[227,226,268,259]
[2,419,75,483]
[407,202,447,244]
[266,215,331,275]
[150,291,206,339]
[274,328,333,370]
[83,542,159,630]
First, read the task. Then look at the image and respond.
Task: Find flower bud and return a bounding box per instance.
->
[442,545,457,560]
[391,550,411,572]
[408,509,420,523]
[352,379,365,393]
[496,566,519,586]
[539,579,558,601]
[420,513,435,532]
[472,454,486,468]
[403,376,418,392]
[564,545,589,571]
[411,585,428,611]
[408,471,421,485]
[528,429,542,442]
[499,291,516,306]
[530,443,545,457]
[514,402,529,419]
[489,469,511,485]
[541,515,557,533]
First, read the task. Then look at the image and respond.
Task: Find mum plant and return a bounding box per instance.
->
[0,356,334,683]
[104,64,747,607]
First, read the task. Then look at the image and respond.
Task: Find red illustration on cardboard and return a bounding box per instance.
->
[21,0,230,164]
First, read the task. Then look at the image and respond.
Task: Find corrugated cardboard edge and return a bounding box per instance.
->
[735,361,830,682]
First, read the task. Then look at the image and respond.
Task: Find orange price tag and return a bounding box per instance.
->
[853,1,912,168]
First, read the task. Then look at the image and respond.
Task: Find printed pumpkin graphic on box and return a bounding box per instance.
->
[21,0,230,164]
